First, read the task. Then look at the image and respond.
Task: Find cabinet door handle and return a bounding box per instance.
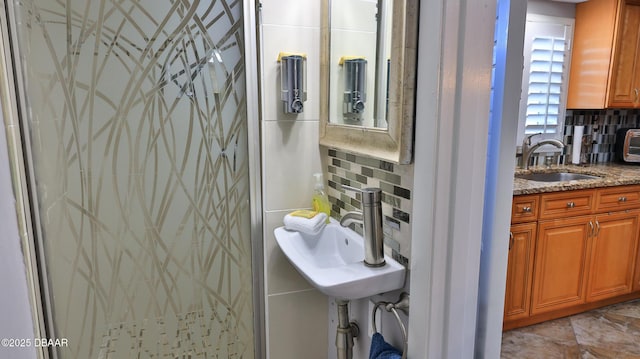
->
[509,232,514,250]
[522,206,532,213]
[589,221,594,237]
[635,88,639,103]
[567,201,575,208]
[595,220,600,237]
[619,196,627,202]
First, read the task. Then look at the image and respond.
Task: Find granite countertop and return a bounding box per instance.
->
[513,163,640,195]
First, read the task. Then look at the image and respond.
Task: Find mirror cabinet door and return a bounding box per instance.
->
[320,0,418,164]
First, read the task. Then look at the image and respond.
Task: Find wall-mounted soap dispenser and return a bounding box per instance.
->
[278,53,307,114]
[341,57,367,120]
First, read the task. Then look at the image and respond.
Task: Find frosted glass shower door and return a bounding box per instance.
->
[8,1,256,358]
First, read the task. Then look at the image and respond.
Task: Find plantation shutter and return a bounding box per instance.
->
[517,15,573,144]
[525,36,565,135]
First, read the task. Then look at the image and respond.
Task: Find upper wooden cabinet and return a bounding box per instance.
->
[568,0,640,109]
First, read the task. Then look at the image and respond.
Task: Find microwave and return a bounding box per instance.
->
[615,128,640,163]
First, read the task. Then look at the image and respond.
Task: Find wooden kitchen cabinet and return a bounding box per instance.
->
[506,188,640,330]
[608,1,640,107]
[511,194,539,224]
[587,211,640,301]
[595,185,640,212]
[568,0,640,109]
[504,223,537,321]
[635,247,640,291]
[538,189,595,220]
[531,216,592,315]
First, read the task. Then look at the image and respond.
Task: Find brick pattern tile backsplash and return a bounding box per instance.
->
[326,148,411,265]
[525,109,640,166]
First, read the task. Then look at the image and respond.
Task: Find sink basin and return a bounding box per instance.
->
[274,220,405,300]
[516,172,602,182]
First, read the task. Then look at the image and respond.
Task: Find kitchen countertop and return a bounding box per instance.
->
[513,163,640,195]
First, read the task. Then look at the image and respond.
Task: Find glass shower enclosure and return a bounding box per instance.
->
[0,0,262,358]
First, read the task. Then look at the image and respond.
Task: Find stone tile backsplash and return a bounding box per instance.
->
[326,148,412,265]
[524,109,640,166]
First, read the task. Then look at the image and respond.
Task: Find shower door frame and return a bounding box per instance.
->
[0,0,265,358]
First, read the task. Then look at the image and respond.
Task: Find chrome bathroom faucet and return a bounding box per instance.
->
[340,185,386,267]
[521,133,565,169]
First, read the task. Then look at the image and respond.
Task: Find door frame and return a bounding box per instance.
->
[0,0,55,357]
[408,0,527,357]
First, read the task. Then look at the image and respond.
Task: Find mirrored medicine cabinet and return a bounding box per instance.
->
[319,0,418,164]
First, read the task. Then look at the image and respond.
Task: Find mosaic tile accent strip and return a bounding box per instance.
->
[99,309,245,359]
[522,109,640,166]
[326,149,413,263]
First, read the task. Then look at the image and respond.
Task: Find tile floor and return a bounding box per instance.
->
[501,299,640,358]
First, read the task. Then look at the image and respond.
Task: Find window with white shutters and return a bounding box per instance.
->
[517,15,574,145]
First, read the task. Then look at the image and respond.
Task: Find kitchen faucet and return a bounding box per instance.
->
[521,133,565,169]
[339,185,386,267]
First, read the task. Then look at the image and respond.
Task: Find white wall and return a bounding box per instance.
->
[0,111,36,359]
[259,1,328,358]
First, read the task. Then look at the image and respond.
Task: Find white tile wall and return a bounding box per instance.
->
[261,0,321,27]
[260,0,328,358]
[262,120,322,211]
[264,210,313,294]
[330,1,378,31]
[267,290,329,359]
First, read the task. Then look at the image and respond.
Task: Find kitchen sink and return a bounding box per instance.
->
[515,172,602,182]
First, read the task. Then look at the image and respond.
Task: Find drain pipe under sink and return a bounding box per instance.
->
[336,300,360,359]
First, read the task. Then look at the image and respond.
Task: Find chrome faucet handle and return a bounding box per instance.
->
[341,184,361,193]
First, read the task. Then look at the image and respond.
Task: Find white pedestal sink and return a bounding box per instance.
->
[274,219,406,300]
